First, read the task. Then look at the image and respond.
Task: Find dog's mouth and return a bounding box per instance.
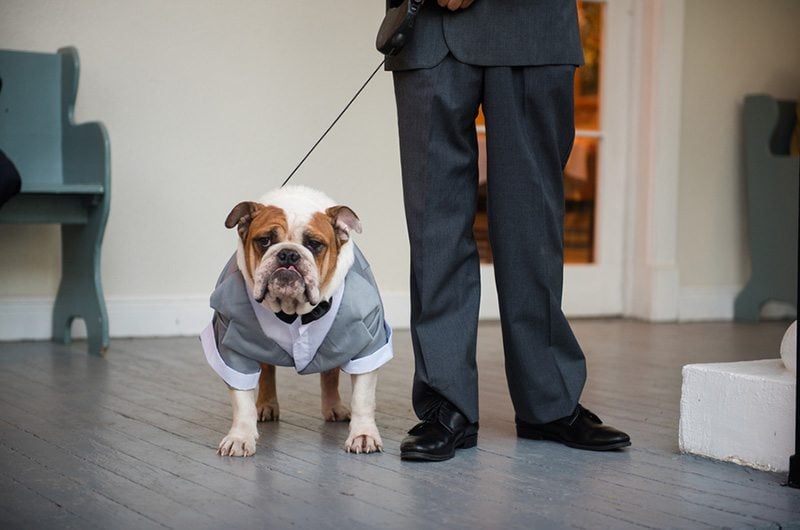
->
[271,265,300,278]
[253,265,307,306]
[251,249,321,312]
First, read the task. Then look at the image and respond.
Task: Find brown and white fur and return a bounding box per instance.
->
[216,186,383,457]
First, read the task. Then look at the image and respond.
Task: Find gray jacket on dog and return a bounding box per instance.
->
[201,246,393,390]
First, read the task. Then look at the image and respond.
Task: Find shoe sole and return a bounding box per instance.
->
[517,428,631,452]
[400,433,478,462]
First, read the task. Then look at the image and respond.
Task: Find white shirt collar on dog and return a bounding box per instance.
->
[246,279,346,373]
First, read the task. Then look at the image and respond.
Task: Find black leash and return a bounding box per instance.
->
[281,59,386,188]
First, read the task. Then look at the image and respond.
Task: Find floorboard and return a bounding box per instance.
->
[0,319,798,529]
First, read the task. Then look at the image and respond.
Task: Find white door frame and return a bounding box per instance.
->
[622,0,685,321]
[480,0,685,321]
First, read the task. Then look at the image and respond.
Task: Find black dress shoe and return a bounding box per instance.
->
[400,401,478,461]
[516,404,631,451]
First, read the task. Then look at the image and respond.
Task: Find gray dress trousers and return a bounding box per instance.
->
[388,0,588,425]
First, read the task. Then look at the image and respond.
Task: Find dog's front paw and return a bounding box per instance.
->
[322,402,351,422]
[217,430,257,457]
[257,400,280,422]
[344,421,383,454]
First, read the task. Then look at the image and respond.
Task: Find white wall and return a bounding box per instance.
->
[677,0,800,319]
[0,0,411,337]
[2,0,799,339]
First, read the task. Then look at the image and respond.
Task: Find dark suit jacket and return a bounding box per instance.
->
[385,0,584,71]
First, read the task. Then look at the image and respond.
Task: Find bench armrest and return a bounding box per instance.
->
[57,46,110,193]
[63,121,110,193]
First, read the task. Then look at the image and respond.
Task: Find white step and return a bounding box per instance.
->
[679,359,796,472]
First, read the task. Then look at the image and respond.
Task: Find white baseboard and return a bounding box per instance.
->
[5,286,772,341]
[0,298,57,340]
[678,285,797,322]
[107,296,215,337]
[0,296,214,340]
[0,293,414,341]
[678,286,738,321]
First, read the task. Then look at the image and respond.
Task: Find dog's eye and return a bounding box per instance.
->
[304,238,326,255]
[254,236,271,251]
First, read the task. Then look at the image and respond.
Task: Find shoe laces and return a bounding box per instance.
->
[422,399,452,422]
[409,400,461,434]
[407,422,429,435]
[571,404,602,425]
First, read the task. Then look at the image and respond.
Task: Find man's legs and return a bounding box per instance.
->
[393,55,483,424]
[483,64,587,425]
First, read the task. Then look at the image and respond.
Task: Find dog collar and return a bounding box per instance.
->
[274,298,332,325]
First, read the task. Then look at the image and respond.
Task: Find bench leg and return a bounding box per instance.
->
[52,206,109,355]
[734,283,762,321]
[735,276,798,321]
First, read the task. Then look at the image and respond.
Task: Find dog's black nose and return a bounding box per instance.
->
[277,249,300,266]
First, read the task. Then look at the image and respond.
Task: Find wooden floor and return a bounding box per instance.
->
[1,319,798,529]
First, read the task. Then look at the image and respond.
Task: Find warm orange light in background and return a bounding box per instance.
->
[473,0,604,264]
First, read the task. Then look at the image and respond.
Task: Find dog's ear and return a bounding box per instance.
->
[326,205,362,243]
[225,201,263,240]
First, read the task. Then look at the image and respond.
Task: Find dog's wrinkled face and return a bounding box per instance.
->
[225,189,361,315]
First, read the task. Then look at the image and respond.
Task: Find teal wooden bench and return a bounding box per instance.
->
[735,95,799,320]
[0,47,110,354]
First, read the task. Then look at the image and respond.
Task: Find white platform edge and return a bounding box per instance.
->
[679,359,797,472]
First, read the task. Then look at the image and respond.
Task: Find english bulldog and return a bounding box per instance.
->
[200,186,393,456]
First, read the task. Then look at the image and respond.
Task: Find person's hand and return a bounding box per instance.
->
[437,0,475,11]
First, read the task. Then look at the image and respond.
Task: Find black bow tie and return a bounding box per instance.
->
[274,298,332,325]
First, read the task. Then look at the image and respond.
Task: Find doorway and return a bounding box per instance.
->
[474,0,632,317]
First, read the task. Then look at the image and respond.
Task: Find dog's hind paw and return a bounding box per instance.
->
[257,401,280,422]
[322,402,351,422]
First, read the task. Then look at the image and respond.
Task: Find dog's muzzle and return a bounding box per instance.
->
[252,244,321,312]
